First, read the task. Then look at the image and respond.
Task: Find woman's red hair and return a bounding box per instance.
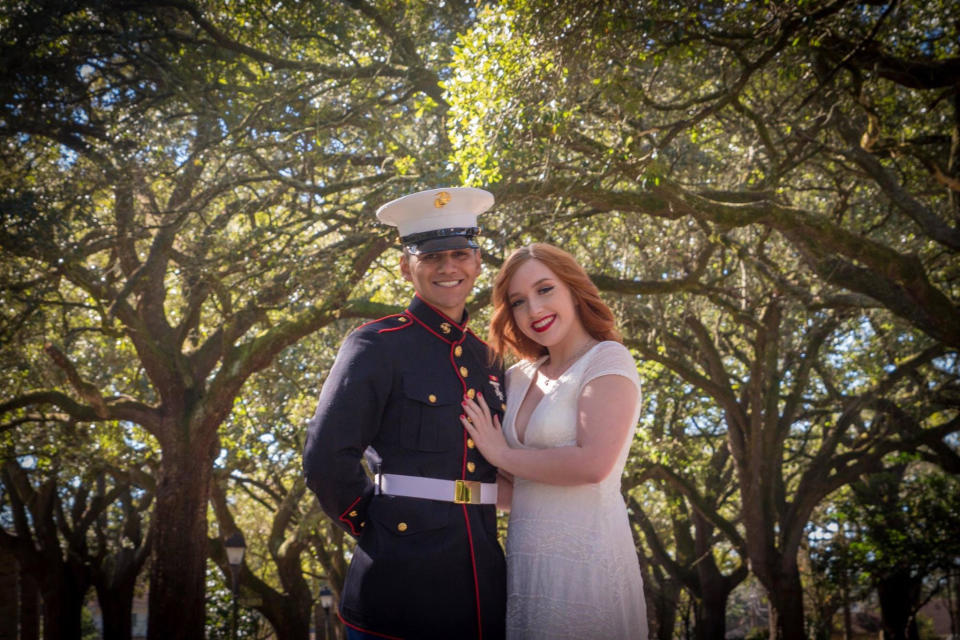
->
[488,243,621,362]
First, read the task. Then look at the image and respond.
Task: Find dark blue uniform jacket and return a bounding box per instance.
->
[304,294,507,639]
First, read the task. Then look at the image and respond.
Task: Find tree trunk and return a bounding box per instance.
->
[93,530,149,640]
[0,548,16,640]
[695,593,726,640]
[809,606,834,640]
[842,567,853,640]
[695,578,729,640]
[95,556,139,640]
[39,570,87,640]
[692,511,744,640]
[254,539,314,640]
[877,569,922,640]
[147,442,215,640]
[765,563,806,640]
[649,572,681,640]
[269,600,312,640]
[18,566,39,640]
[99,589,134,640]
[950,570,960,640]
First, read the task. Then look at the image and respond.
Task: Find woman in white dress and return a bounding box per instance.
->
[461,243,648,640]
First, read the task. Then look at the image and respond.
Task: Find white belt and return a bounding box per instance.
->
[375,473,497,505]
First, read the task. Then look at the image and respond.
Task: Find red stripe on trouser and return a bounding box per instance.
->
[462,503,483,639]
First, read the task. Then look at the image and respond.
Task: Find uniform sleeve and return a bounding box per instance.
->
[303,327,391,537]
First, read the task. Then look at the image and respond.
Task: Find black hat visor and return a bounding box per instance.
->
[402,227,480,255]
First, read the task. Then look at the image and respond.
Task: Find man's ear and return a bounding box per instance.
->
[399,253,413,282]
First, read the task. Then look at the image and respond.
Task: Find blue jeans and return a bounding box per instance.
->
[346,627,382,640]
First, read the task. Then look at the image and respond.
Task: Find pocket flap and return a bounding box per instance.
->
[369,494,452,536]
[401,375,460,406]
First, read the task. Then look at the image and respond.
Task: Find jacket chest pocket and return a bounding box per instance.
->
[400,375,461,452]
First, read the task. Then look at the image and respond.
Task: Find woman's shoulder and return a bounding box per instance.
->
[581,341,639,384]
[588,340,634,363]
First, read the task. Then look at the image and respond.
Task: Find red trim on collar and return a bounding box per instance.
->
[406,310,454,344]
[337,612,405,640]
[412,293,467,330]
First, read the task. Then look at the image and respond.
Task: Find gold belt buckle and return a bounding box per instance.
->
[454,479,480,504]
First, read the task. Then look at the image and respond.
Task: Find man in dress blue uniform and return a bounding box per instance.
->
[303,187,507,640]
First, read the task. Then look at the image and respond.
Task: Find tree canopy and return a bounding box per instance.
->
[2,2,958,639]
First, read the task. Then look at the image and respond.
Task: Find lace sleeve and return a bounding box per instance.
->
[578,341,641,395]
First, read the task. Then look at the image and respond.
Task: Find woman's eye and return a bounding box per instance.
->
[510,299,524,308]
[538,286,554,295]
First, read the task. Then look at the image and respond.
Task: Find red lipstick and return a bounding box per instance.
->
[531,314,556,333]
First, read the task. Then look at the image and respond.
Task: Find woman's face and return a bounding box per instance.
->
[506,258,582,350]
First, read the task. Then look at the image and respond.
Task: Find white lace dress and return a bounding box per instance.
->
[502,341,648,640]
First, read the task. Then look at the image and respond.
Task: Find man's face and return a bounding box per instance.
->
[400,248,482,321]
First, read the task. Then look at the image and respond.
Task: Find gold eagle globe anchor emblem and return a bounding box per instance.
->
[433,191,451,208]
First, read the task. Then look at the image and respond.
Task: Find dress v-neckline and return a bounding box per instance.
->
[511,356,549,447]
[510,343,602,446]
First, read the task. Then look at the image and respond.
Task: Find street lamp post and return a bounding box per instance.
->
[225,531,246,640]
[319,586,333,640]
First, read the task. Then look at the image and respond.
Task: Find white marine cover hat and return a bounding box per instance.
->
[376,187,494,254]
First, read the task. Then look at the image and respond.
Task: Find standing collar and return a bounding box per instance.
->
[406,294,468,343]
